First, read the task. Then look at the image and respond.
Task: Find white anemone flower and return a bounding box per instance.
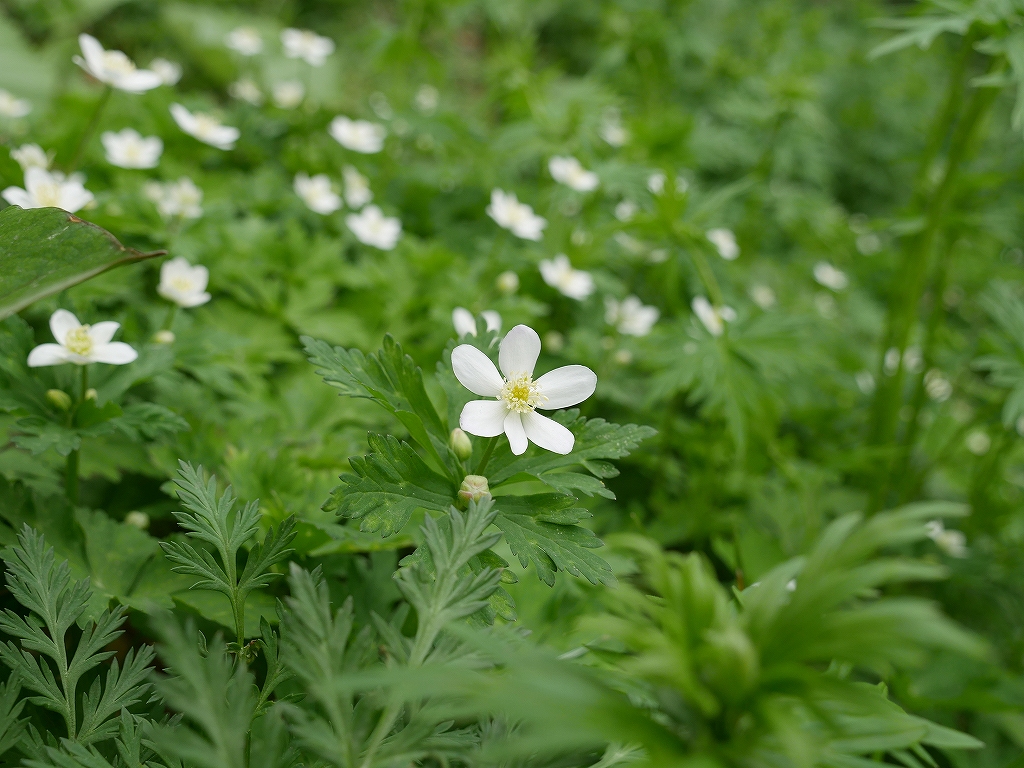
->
[343,166,373,208]
[813,262,849,291]
[281,28,335,66]
[329,116,386,154]
[294,173,342,215]
[925,520,968,558]
[170,104,239,150]
[486,189,546,241]
[453,308,501,338]
[605,296,659,337]
[145,177,203,219]
[11,144,49,172]
[539,254,594,301]
[225,26,263,56]
[229,78,264,106]
[272,81,305,109]
[647,172,666,195]
[73,34,161,93]
[101,129,162,169]
[2,168,93,213]
[149,58,182,86]
[346,205,401,250]
[27,310,137,367]
[158,257,211,308]
[0,89,31,118]
[548,156,599,192]
[415,84,439,113]
[452,324,597,455]
[691,296,735,337]
[749,284,776,309]
[600,112,629,147]
[707,228,739,260]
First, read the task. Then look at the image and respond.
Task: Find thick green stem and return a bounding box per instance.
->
[67,86,111,173]
[474,436,497,475]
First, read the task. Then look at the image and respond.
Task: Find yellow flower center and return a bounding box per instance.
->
[65,326,93,356]
[102,50,136,75]
[170,276,194,292]
[34,182,61,208]
[499,373,545,414]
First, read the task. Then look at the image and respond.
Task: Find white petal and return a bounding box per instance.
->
[535,365,597,409]
[1,187,32,208]
[482,310,502,333]
[90,342,137,365]
[78,34,105,72]
[522,411,575,454]
[504,411,528,455]
[27,344,73,367]
[460,400,508,437]
[452,307,476,337]
[88,321,120,346]
[451,345,503,397]
[49,309,80,343]
[499,324,541,377]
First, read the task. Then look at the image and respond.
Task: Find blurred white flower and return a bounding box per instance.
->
[146,177,203,219]
[272,81,305,109]
[452,324,597,455]
[614,200,637,222]
[2,168,93,212]
[329,116,386,154]
[453,308,502,337]
[101,128,162,169]
[855,370,875,394]
[229,78,264,106]
[226,26,263,56]
[549,156,599,192]
[149,58,182,86]
[74,34,161,93]
[647,172,665,195]
[415,84,439,113]
[281,28,335,66]
[605,296,659,336]
[814,262,849,291]
[856,233,882,255]
[343,165,372,207]
[924,369,953,402]
[10,144,49,172]
[27,310,137,367]
[487,189,546,241]
[170,104,239,150]
[0,89,31,118]
[883,347,901,376]
[925,520,968,558]
[707,228,739,260]
[158,257,211,308]
[539,254,594,300]
[675,175,690,193]
[153,330,175,344]
[749,284,776,309]
[294,172,342,215]
[369,92,393,120]
[692,296,735,337]
[346,205,401,250]
[600,110,628,147]
[496,271,519,294]
[966,430,991,456]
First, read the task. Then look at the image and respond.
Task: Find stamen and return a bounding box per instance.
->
[499,373,546,414]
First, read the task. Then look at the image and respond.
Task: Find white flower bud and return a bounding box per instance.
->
[458,474,490,503]
[46,389,72,411]
[125,511,150,529]
[450,428,473,461]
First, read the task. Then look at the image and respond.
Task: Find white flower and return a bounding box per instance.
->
[925,520,968,558]
[226,26,263,56]
[272,81,305,109]
[749,284,776,309]
[170,104,239,150]
[149,58,182,86]
[343,165,372,207]
[415,84,439,113]
[453,308,501,337]
[966,430,990,456]
[647,172,666,195]
[0,89,31,118]
[73,34,161,93]
[229,78,263,106]
[600,112,628,147]
[329,116,386,153]
[605,296,659,336]
[813,262,849,291]
[855,371,875,394]
[146,177,203,219]
[539,254,594,301]
[158,257,211,307]
[924,369,953,402]
[10,144,49,172]
[27,310,137,367]
[487,189,546,241]
[346,205,401,250]
[496,271,519,294]
[707,228,739,260]
[548,156,599,192]
[692,296,735,337]
[294,172,342,215]
[2,168,93,213]
[101,128,162,169]
[614,200,637,222]
[452,325,597,455]
[281,28,335,66]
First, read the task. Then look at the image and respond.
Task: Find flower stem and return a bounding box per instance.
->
[474,436,497,475]
[161,304,179,331]
[68,86,112,173]
[65,366,89,505]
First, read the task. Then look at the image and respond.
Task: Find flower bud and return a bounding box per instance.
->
[85,388,98,401]
[153,330,176,344]
[449,428,472,460]
[125,511,150,530]
[458,474,490,503]
[46,389,72,411]
[496,270,519,294]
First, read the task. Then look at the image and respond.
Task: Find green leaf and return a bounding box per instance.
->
[0,207,163,320]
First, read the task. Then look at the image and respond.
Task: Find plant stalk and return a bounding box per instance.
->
[68,86,112,173]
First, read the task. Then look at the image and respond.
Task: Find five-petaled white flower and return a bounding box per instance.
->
[813,262,849,291]
[343,166,373,207]
[605,296,659,336]
[539,254,594,300]
[145,177,203,219]
[925,520,968,558]
[329,116,386,154]
[707,228,739,261]
[0,90,31,119]
[281,28,335,66]
[453,308,501,338]
[691,296,736,337]
[158,257,211,308]
[452,325,596,455]
[2,168,93,213]
[272,81,305,109]
[74,34,162,93]
[149,58,182,86]
[294,173,342,215]
[487,189,546,241]
[28,310,137,367]
[225,26,263,56]
[10,144,49,172]
[170,104,240,150]
[346,205,401,250]
[101,128,163,169]
[549,156,599,192]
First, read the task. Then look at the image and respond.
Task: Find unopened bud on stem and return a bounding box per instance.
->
[458,474,490,503]
[46,389,72,411]
[85,388,98,401]
[450,428,472,460]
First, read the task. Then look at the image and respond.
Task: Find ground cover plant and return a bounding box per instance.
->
[0,0,1021,765]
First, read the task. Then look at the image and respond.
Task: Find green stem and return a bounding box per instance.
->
[232,586,246,650]
[67,86,111,173]
[65,366,89,506]
[474,436,497,475]
[161,304,179,331]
